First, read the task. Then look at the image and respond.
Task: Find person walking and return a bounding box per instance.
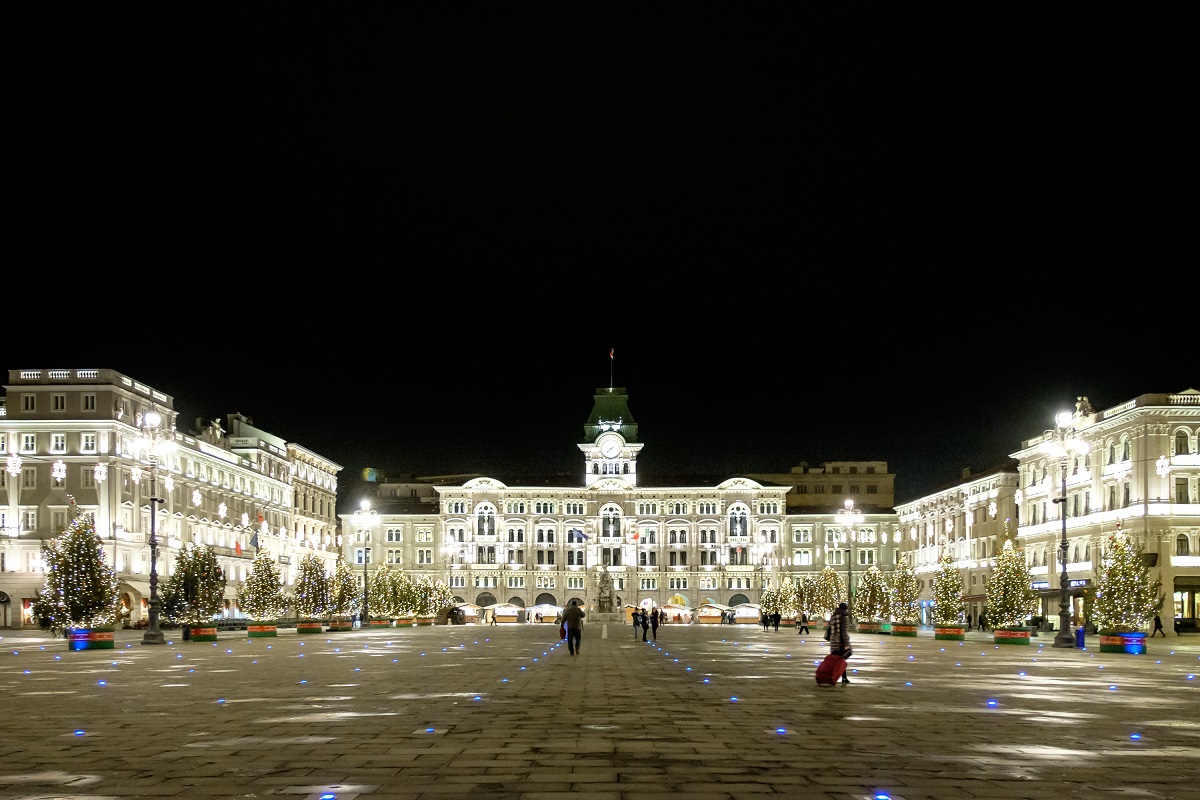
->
[650,607,660,641]
[1151,613,1166,637]
[632,609,642,638]
[829,601,852,684]
[966,611,973,631]
[798,611,810,635]
[771,611,781,632]
[562,599,586,656]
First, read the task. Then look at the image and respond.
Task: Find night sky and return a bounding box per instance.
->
[12,10,1192,506]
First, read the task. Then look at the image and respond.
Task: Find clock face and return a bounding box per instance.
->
[600,437,621,458]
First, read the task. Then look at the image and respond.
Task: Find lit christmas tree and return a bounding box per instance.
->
[985,539,1038,628]
[812,565,844,619]
[854,565,891,622]
[31,511,119,636]
[163,543,227,625]
[328,555,358,619]
[410,574,454,618]
[890,556,921,623]
[368,564,400,619]
[758,583,784,618]
[237,549,287,621]
[931,549,964,626]
[292,553,330,620]
[1093,528,1161,632]
[792,574,815,618]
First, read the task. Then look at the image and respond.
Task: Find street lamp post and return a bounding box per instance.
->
[1044,410,1090,649]
[836,499,863,610]
[356,499,374,628]
[136,408,173,646]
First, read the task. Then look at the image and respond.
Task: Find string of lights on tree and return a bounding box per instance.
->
[1092,521,1162,632]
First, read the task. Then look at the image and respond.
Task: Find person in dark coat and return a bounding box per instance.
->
[829,602,852,684]
[771,611,781,632]
[1151,614,1166,637]
[640,609,650,641]
[798,611,810,635]
[650,607,660,640]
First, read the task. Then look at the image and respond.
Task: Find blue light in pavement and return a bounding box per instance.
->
[987,699,998,707]
[1130,733,1141,740]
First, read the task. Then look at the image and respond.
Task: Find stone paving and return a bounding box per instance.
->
[1,620,1197,800]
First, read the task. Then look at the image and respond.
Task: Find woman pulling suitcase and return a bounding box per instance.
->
[816,602,852,685]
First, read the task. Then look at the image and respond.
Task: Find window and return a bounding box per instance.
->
[639,578,657,590]
[536,550,555,565]
[22,394,35,412]
[567,576,585,590]
[828,550,845,566]
[416,530,433,542]
[866,485,878,494]
[22,468,36,489]
[1177,479,1190,504]
[668,577,688,589]
[417,549,433,564]
[600,547,621,566]
[506,576,524,589]
[82,393,96,411]
[795,549,813,566]
[639,552,657,567]
[1175,431,1191,455]
[858,550,875,566]
[386,528,403,542]
[1177,535,1191,556]
[82,468,95,489]
[567,550,585,566]
[81,433,96,453]
[700,550,718,566]
[669,551,687,566]
[52,393,66,411]
[793,529,812,543]
[21,434,36,452]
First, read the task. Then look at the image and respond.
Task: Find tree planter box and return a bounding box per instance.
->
[369,618,393,628]
[393,618,414,627]
[190,625,218,642]
[1099,630,1147,654]
[296,620,324,634]
[247,622,277,638]
[327,618,354,632]
[892,623,919,637]
[414,617,436,626]
[857,621,882,634]
[934,625,965,641]
[994,626,1031,645]
[68,626,115,650]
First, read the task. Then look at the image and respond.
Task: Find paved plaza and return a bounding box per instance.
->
[1,620,1197,800]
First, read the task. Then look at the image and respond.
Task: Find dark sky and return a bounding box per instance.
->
[12,9,1192,505]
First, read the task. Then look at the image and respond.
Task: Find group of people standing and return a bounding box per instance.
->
[631,607,663,641]
[965,611,989,631]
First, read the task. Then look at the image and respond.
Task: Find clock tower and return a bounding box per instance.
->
[580,386,643,487]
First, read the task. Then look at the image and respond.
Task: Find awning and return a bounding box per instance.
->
[119,580,150,597]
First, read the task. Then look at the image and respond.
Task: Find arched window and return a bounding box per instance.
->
[1177,534,1191,556]
[1176,430,1191,455]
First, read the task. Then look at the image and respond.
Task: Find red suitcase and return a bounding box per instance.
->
[815,653,846,685]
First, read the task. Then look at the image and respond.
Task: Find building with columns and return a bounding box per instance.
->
[0,369,341,628]
[896,389,1200,635]
[340,386,903,617]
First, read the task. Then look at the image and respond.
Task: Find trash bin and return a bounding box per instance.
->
[1075,625,1086,649]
